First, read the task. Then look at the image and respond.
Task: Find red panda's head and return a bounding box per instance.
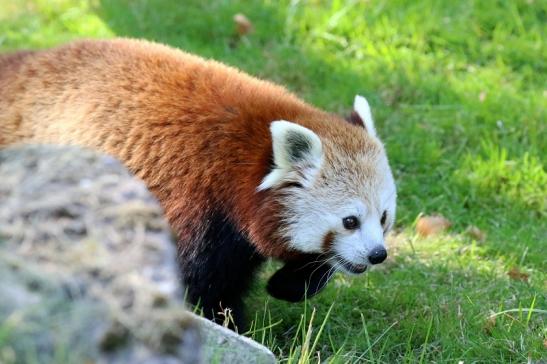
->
[258,95,396,274]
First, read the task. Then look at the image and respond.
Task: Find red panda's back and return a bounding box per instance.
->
[0,38,325,257]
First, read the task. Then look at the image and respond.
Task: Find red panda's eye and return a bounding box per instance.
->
[342,216,360,230]
[380,211,387,226]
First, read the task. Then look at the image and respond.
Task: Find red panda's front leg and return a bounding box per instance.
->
[177,211,265,331]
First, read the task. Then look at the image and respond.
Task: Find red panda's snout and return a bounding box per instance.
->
[327,211,390,275]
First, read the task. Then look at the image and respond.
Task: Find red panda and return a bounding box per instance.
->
[0,39,397,330]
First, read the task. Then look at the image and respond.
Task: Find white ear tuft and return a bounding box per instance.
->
[258,120,323,191]
[354,95,377,138]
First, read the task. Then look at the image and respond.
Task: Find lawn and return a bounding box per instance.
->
[0,0,545,362]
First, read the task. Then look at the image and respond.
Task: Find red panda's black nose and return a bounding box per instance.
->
[368,246,387,265]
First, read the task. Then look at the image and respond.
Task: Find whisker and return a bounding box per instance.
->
[308,258,332,278]
[295,253,330,271]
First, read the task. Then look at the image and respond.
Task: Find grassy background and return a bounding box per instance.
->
[1,0,545,362]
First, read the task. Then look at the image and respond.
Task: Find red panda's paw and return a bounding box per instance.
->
[266,254,334,302]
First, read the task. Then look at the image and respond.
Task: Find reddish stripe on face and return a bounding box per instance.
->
[322,231,335,252]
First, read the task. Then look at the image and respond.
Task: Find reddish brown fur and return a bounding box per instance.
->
[322,231,335,252]
[0,38,368,260]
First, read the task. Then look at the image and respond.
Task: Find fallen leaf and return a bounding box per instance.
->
[483,313,496,334]
[416,215,451,237]
[465,225,486,242]
[507,267,529,282]
[233,13,253,36]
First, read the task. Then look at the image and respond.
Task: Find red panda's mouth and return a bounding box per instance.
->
[337,258,367,274]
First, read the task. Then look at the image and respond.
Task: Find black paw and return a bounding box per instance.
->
[267,255,334,302]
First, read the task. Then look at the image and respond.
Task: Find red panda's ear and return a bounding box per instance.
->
[352,95,377,138]
[258,121,323,191]
[346,110,365,127]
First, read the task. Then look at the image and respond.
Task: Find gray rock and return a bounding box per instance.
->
[0,145,276,364]
[0,145,200,363]
[194,314,276,364]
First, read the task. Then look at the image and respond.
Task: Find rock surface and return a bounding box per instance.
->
[0,145,275,364]
[197,314,276,364]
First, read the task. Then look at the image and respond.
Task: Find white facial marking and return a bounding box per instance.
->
[282,150,396,258]
[272,97,396,275]
[354,95,377,138]
[332,162,396,273]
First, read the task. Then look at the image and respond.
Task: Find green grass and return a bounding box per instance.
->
[1,0,545,362]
